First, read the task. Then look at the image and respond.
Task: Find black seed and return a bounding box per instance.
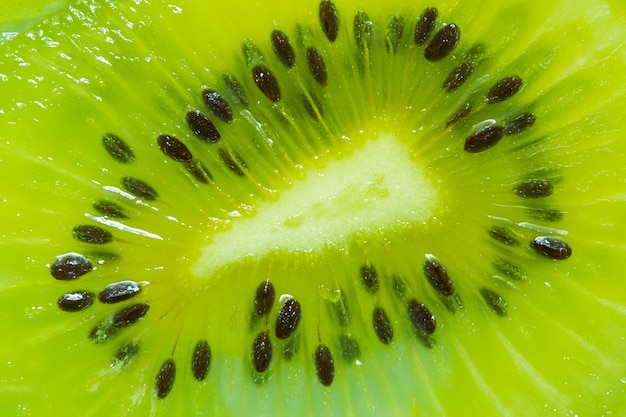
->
[122,177,158,201]
[506,112,536,135]
[407,299,436,335]
[443,61,473,92]
[102,133,134,163]
[155,358,176,399]
[315,345,335,386]
[73,225,113,244]
[98,280,141,304]
[111,303,150,328]
[252,66,281,102]
[57,290,94,312]
[486,75,523,104]
[464,125,505,153]
[201,89,233,123]
[192,340,211,381]
[414,7,438,46]
[360,264,379,293]
[319,0,339,43]
[424,23,460,61]
[527,207,563,222]
[252,331,273,373]
[112,342,139,367]
[93,200,127,219]
[372,307,394,344]
[219,148,245,176]
[254,281,275,317]
[423,259,454,297]
[157,134,192,163]
[354,11,373,50]
[186,111,221,143]
[223,74,249,106]
[385,14,404,54]
[185,160,214,184]
[50,253,93,280]
[446,102,471,126]
[489,226,519,246]
[493,258,526,281]
[275,298,302,339]
[271,30,295,68]
[514,179,553,198]
[531,236,572,260]
[480,287,508,317]
[339,334,360,362]
[307,47,328,87]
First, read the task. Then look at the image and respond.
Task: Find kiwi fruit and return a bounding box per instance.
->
[1,0,625,415]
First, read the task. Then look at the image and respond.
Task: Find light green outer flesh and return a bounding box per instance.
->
[0,0,625,416]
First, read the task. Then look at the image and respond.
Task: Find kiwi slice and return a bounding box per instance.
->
[1,0,626,415]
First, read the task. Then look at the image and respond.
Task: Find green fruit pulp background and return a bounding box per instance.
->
[1,0,626,416]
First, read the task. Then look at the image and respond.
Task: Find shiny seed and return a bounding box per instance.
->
[186,111,221,143]
[407,299,436,335]
[531,236,572,260]
[155,358,176,399]
[414,7,438,46]
[372,307,394,344]
[157,134,192,163]
[98,281,141,304]
[307,47,328,87]
[111,303,150,328]
[252,331,273,373]
[102,133,134,163]
[360,264,379,293]
[191,340,211,381]
[73,225,113,244]
[423,258,454,296]
[202,89,233,123]
[121,177,158,201]
[275,298,302,339]
[50,253,93,280]
[464,125,505,153]
[252,66,281,102]
[57,290,94,312]
[424,23,460,61]
[486,75,523,104]
[271,30,295,68]
[314,345,335,386]
[514,179,553,198]
[319,0,339,42]
[506,112,536,135]
[443,61,473,92]
[254,281,275,317]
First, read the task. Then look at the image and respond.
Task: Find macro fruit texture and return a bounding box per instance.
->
[1,0,626,416]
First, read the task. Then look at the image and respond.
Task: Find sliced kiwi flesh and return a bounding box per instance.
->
[0,0,626,415]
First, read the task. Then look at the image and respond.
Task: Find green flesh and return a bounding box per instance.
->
[1,0,626,416]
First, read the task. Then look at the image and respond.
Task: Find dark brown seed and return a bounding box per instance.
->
[185,160,214,184]
[252,66,281,102]
[155,358,176,399]
[50,253,93,280]
[191,340,211,381]
[339,334,360,362]
[424,23,460,61]
[102,133,134,163]
[514,179,553,198]
[93,200,127,219]
[360,264,379,293]
[112,342,139,367]
[122,177,158,201]
[223,74,249,106]
[480,287,508,317]
[186,111,221,143]
[446,102,471,126]
[372,307,394,344]
[254,281,275,317]
[201,89,233,123]
[319,0,339,43]
[354,11,372,50]
[252,331,272,373]
[386,14,404,54]
[493,258,526,281]
[314,345,335,386]
[219,148,245,176]
[57,291,94,312]
[307,47,328,87]
[275,298,302,339]
[464,125,505,153]
[531,236,572,260]
[414,7,438,45]
[423,258,454,296]
[98,281,141,304]
[271,30,295,68]
[73,225,113,244]
[157,134,192,163]
[443,61,473,92]
[111,303,150,328]
[506,112,536,135]
[486,75,523,104]
[488,226,519,246]
[407,299,436,335]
